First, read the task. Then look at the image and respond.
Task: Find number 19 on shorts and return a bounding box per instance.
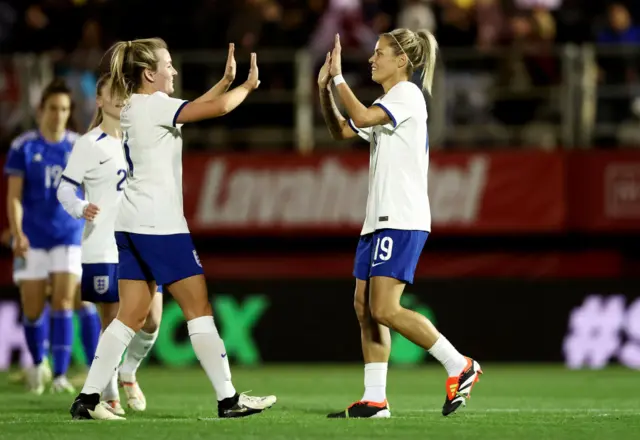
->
[373,236,393,263]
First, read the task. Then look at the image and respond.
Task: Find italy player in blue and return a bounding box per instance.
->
[4,79,100,394]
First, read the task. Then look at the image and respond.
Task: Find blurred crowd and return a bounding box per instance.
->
[1,1,639,53]
[1,0,640,148]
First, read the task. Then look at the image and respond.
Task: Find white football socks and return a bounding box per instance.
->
[187,316,237,401]
[81,319,135,395]
[119,329,158,383]
[361,362,388,403]
[427,334,468,377]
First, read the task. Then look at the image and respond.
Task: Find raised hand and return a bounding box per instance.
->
[244,52,260,90]
[224,43,236,83]
[329,34,342,77]
[318,52,332,88]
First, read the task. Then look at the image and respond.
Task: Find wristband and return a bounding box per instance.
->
[333,74,345,86]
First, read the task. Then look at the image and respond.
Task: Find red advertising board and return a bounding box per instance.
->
[567,151,640,232]
[0,150,639,235]
[182,151,566,235]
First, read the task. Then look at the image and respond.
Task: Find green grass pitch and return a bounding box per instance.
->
[1,364,638,440]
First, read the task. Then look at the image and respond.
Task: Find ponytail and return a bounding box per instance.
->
[415,30,438,95]
[109,41,131,103]
[384,28,439,94]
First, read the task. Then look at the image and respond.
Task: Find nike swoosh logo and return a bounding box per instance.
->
[99,159,111,165]
[221,353,227,358]
[372,262,385,267]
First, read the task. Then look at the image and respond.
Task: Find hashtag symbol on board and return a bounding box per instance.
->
[562,295,626,369]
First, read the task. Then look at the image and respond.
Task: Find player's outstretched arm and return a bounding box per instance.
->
[193,43,236,103]
[330,34,390,129]
[176,52,259,124]
[318,52,357,140]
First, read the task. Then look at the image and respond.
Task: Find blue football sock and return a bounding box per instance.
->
[78,303,101,366]
[51,310,73,377]
[41,302,50,358]
[22,311,47,366]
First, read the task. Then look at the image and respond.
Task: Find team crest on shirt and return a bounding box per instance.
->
[94,276,109,295]
[193,250,202,268]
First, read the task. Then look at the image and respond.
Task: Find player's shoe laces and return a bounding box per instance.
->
[50,375,76,394]
[120,380,146,412]
[103,400,126,416]
[217,392,277,418]
[70,393,125,420]
[327,400,391,418]
[442,357,483,416]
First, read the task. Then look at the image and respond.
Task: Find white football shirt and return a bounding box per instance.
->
[116,92,189,235]
[61,127,128,263]
[348,81,431,235]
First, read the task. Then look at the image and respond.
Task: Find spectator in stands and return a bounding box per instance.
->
[397,0,436,33]
[226,0,284,50]
[513,0,563,10]
[476,0,506,49]
[309,0,378,66]
[60,18,106,130]
[598,2,640,45]
[492,9,560,146]
[595,2,640,146]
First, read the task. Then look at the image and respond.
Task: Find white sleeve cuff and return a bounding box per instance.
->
[57,180,88,219]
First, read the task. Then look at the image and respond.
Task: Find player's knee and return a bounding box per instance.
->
[50,295,73,311]
[116,309,147,333]
[183,301,212,321]
[142,311,161,333]
[22,305,43,322]
[370,302,400,327]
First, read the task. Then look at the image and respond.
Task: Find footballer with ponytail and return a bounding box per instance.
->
[320,30,483,419]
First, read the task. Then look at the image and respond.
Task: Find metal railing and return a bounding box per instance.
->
[2,44,640,151]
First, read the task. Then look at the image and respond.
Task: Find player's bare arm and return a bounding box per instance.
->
[318,52,357,140]
[330,34,391,129]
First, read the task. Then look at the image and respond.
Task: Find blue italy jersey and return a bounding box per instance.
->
[4,130,84,249]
